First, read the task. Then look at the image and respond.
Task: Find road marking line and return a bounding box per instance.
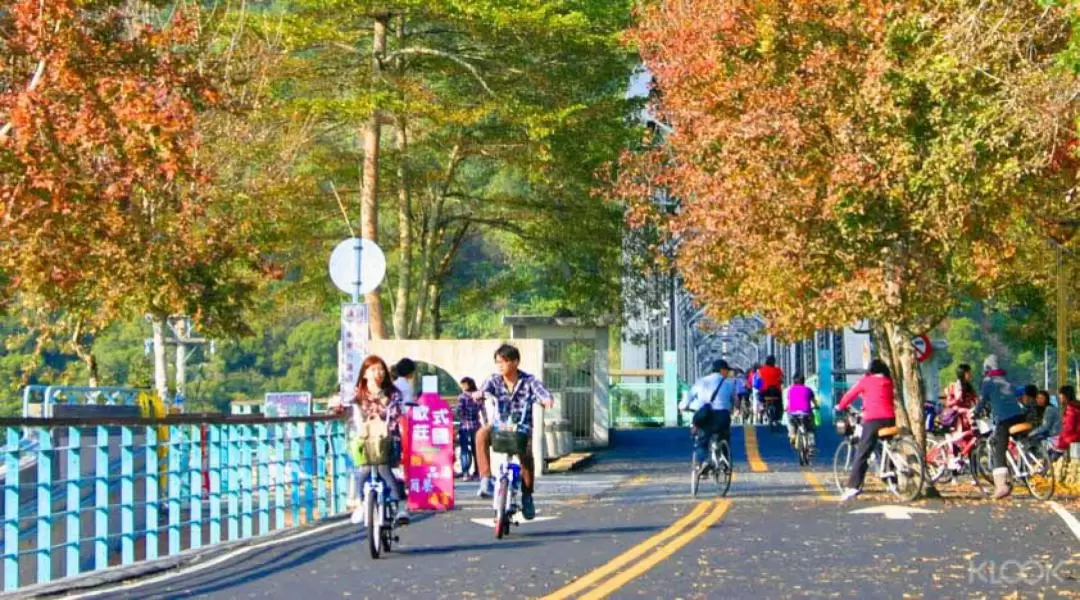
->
[804,471,830,498]
[539,500,715,600]
[743,425,768,472]
[1048,501,1080,543]
[579,499,732,600]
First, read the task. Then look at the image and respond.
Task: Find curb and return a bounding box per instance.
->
[547,452,594,474]
[9,514,350,599]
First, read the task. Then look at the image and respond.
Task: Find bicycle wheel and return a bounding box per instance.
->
[885,438,924,503]
[494,480,509,540]
[974,439,994,486]
[1022,443,1055,501]
[925,439,952,484]
[690,451,701,498]
[714,440,732,497]
[382,503,394,553]
[367,489,381,559]
[833,439,855,493]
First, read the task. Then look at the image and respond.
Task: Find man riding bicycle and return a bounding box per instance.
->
[786,373,817,448]
[680,359,738,473]
[472,344,554,520]
[758,355,784,426]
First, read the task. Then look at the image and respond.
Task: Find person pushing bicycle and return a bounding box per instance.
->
[680,359,737,473]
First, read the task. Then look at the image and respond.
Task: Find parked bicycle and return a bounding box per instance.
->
[362,467,401,559]
[925,416,992,494]
[973,421,1055,500]
[833,410,925,503]
[690,431,732,498]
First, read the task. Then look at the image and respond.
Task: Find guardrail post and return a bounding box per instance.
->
[189,424,203,550]
[208,425,222,545]
[65,427,82,577]
[145,426,158,561]
[94,426,108,571]
[256,425,269,535]
[5,429,20,590]
[289,424,301,526]
[239,424,253,539]
[301,422,314,523]
[167,425,181,556]
[314,421,327,520]
[332,420,347,515]
[36,428,53,583]
[272,423,285,531]
[120,426,134,565]
[227,425,240,541]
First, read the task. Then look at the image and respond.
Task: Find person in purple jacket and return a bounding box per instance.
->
[786,373,817,448]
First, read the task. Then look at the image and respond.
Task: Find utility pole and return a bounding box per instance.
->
[1046,218,1077,392]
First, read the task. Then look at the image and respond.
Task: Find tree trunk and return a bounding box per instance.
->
[431,282,444,339]
[427,223,470,340]
[881,321,927,450]
[410,205,437,338]
[361,12,389,339]
[174,318,187,401]
[392,114,412,339]
[69,317,101,387]
[152,315,169,401]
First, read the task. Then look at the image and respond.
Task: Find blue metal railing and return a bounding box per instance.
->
[1,415,348,591]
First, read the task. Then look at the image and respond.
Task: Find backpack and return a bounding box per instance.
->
[692,376,727,428]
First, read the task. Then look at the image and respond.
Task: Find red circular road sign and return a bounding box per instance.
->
[912,334,933,363]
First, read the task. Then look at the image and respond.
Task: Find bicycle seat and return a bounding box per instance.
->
[877,426,900,438]
[1008,422,1033,437]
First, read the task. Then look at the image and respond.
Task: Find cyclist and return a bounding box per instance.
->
[758,355,784,427]
[680,359,737,473]
[785,373,817,449]
[472,344,554,520]
[972,354,1026,500]
[351,355,410,525]
[835,358,896,502]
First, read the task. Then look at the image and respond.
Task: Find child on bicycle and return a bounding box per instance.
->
[972,354,1026,499]
[472,344,554,520]
[836,359,896,502]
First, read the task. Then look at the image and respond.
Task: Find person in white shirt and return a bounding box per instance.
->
[680,359,737,471]
[393,358,417,406]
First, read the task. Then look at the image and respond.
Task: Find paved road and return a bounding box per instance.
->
[89,425,1080,599]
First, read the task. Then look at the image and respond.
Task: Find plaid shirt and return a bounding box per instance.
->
[352,389,404,443]
[456,393,483,432]
[479,370,551,434]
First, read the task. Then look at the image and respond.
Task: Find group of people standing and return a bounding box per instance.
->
[837,353,1080,501]
[344,344,553,526]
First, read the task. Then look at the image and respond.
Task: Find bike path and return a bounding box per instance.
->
[99,479,709,599]
[620,493,1080,599]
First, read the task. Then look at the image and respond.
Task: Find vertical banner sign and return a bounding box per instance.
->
[404,378,455,511]
[339,303,369,405]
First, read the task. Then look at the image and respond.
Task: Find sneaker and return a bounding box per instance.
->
[839,488,861,502]
[351,506,365,526]
[477,477,494,498]
[395,508,411,525]
[521,494,536,520]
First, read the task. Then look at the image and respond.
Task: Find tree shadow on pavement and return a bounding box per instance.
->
[519,524,663,539]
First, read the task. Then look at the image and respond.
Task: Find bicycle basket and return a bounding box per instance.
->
[492,429,529,456]
[835,420,852,436]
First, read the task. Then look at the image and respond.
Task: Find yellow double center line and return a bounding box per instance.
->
[743,425,769,472]
[541,499,732,600]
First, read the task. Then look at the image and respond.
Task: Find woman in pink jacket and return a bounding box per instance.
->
[836,359,897,501]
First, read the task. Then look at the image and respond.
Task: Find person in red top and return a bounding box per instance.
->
[758,356,784,427]
[1054,385,1079,454]
[836,359,897,501]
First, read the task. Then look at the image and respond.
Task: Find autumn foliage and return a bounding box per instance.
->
[619,0,1080,434]
[0,1,259,334]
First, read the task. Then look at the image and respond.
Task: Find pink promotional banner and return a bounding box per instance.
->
[404,391,455,511]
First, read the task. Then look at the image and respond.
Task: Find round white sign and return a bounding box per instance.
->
[328,237,386,296]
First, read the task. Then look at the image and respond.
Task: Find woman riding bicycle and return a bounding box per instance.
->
[836,358,896,502]
[785,374,817,447]
[351,355,410,525]
[971,354,1025,500]
[941,364,977,444]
